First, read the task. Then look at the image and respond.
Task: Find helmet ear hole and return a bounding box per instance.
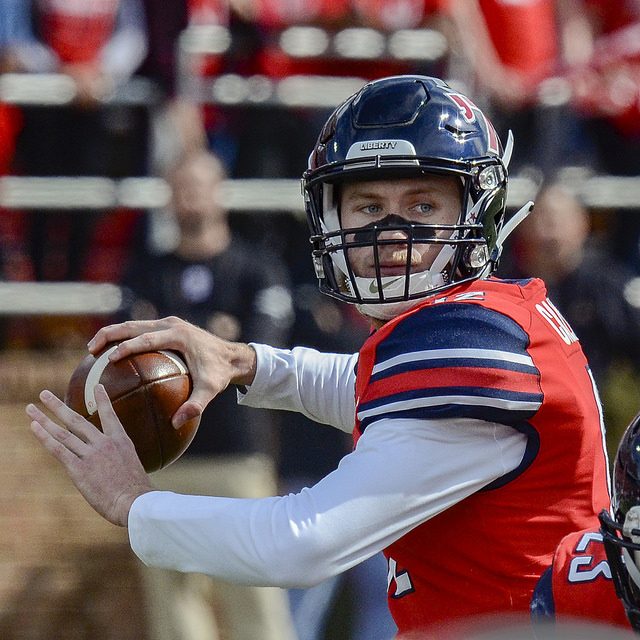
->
[464,245,490,270]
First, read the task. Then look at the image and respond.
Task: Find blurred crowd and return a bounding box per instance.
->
[0,1,640,285]
[1,1,640,638]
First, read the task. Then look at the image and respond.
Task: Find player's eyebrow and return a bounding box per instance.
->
[343,185,442,203]
[342,188,383,202]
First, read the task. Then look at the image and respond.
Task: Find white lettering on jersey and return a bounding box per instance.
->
[453,291,485,301]
[575,531,603,552]
[535,298,579,345]
[387,557,414,598]
[433,291,486,305]
[567,531,612,583]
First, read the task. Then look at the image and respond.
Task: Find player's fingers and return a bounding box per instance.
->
[30,419,81,466]
[93,384,129,439]
[88,317,187,356]
[37,389,101,444]
[26,402,90,458]
[171,358,233,429]
[106,330,181,362]
[88,319,159,355]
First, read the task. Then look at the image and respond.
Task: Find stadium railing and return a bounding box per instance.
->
[0,23,638,317]
[0,171,638,316]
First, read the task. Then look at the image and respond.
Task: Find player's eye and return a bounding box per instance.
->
[413,203,433,215]
[362,203,383,215]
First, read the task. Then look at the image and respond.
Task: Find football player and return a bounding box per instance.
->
[531,410,640,633]
[28,75,611,636]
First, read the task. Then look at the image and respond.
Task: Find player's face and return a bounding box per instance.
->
[340,175,462,278]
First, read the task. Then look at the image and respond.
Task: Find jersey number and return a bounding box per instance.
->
[568,532,612,583]
[387,557,415,598]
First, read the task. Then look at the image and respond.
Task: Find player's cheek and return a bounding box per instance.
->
[346,246,371,277]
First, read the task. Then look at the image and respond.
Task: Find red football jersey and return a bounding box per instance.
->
[354,277,611,634]
[545,529,630,629]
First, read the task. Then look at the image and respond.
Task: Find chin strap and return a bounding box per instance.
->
[498,201,534,248]
[502,130,514,169]
[493,200,534,265]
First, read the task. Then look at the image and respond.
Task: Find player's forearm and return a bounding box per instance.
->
[129,491,350,587]
[128,418,526,586]
[237,343,357,431]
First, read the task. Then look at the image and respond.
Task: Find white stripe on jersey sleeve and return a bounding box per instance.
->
[372,348,535,376]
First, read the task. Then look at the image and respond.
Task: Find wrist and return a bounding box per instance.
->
[116,486,153,528]
[230,342,257,388]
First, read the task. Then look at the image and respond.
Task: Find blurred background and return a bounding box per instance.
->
[1,1,640,638]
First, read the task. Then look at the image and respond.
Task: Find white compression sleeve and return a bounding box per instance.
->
[237,343,358,433]
[129,417,527,587]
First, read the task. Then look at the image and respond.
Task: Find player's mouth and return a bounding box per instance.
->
[376,265,411,276]
[374,248,423,273]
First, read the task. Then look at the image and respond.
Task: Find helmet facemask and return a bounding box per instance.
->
[306,163,506,318]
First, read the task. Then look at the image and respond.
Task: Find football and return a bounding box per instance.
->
[65,344,200,472]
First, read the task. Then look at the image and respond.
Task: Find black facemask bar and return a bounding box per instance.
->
[310,220,488,304]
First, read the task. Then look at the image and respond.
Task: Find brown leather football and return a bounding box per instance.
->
[65,344,200,472]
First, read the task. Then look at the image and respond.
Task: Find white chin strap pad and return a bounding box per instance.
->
[349,265,446,301]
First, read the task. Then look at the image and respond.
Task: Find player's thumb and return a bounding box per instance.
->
[172,395,206,430]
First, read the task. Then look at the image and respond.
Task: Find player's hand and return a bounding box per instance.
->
[26,385,152,527]
[87,317,258,428]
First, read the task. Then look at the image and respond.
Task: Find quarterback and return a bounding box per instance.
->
[27,75,611,634]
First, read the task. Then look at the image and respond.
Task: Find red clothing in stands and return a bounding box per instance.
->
[477,0,558,83]
[37,0,120,64]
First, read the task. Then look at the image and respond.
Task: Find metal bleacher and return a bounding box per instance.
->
[0,24,638,317]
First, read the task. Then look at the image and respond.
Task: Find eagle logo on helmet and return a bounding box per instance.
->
[445,92,501,155]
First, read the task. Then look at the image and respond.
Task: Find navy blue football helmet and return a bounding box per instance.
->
[600,411,640,631]
[302,75,530,318]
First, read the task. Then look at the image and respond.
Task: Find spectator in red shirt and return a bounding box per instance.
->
[563,0,640,175]
[5,0,148,281]
[443,0,567,172]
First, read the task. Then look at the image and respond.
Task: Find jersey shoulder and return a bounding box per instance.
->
[356,280,543,430]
